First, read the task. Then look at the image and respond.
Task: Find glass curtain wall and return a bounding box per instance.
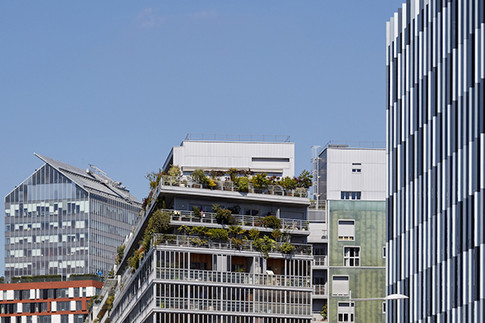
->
[4,164,89,279]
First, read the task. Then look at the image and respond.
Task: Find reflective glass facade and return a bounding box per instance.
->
[4,161,140,279]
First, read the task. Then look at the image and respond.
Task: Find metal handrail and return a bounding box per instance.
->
[156,268,311,288]
[152,234,313,255]
[159,175,310,198]
[165,208,309,231]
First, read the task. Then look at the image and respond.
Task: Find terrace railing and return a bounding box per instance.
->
[156,268,311,288]
[159,175,309,198]
[312,256,328,267]
[313,284,327,295]
[152,234,313,256]
[166,209,309,231]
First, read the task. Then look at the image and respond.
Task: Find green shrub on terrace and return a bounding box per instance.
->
[207,228,229,242]
[248,228,260,240]
[191,169,209,185]
[278,241,295,254]
[262,215,282,229]
[116,244,125,265]
[251,173,269,190]
[277,177,297,190]
[234,176,249,193]
[253,235,276,258]
[213,204,236,225]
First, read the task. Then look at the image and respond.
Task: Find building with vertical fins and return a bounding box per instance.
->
[2,154,141,322]
[387,0,484,321]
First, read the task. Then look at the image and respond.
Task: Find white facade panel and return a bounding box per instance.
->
[307,222,328,243]
[170,140,295,177]
[323,147,386,201]
[86,286,96,297]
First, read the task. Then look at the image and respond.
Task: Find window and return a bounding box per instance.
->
[337,302,355,322]
[338,220,355,241]
[341,192,361,200]
[332,276,349,296]
[382,301,386,313]
[382,246,386,258]
[344,247,360,266]
[351,163,362,173]
[251,157,290,162]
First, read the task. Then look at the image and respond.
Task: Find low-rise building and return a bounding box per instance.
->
[0,276,102,323]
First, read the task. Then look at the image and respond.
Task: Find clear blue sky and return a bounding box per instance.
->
[0,1,404,274]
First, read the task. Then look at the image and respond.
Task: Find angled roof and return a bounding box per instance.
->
[35,153,141,205]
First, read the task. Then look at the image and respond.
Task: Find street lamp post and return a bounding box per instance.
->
[348,290,408,301]
[346,290,408,322]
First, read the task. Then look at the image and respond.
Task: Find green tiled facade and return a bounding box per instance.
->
[328,201,386,323]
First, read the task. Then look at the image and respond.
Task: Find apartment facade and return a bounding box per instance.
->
[0,278,102,323]
[386,0,484,321]
[110,139,314,323]
[309,145,386,323]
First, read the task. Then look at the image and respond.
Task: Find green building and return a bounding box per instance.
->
[309,145,386,322]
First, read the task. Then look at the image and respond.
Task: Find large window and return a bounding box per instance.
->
[343,247,360,267]
[338,220,355,241]
[337,302,355,322]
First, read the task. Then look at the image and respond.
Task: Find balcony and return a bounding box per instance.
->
[152,234,313,256]
[312,256,328,267]
[159,175,310,198]
[313,284,328,296]
[167,208,309,232]
[156,268,311,288]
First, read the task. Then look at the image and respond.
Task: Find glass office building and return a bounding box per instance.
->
[4,154,141,280]
[387,0,484,321]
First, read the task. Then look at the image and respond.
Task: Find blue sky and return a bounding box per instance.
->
[0,1,404,274]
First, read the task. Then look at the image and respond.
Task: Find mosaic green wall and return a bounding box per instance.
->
[328,200,386,323]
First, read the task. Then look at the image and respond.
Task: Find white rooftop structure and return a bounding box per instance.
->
[163,134,295,178]
[316,145,386,201]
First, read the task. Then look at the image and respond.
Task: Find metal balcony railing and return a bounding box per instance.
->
[313,284,327,295]
[156,268,312,288]
[159,175,309,198]
[152,234,313,256]
[312,256,328,267]
[166,208,309,231]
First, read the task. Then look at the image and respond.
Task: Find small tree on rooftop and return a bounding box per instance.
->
[296,170,313,189]
[277,177,297,190]
[191,169,210,186]
[167,165,182,178]
[251,173,269,191]
[234,176,249,193]
[146,169,163,189]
